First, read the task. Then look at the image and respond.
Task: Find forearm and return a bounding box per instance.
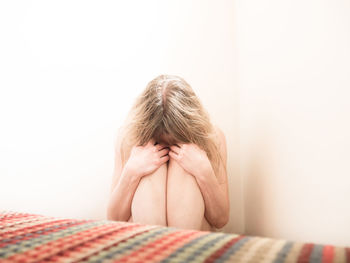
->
[107,166,140,222]
[195,167,229,229]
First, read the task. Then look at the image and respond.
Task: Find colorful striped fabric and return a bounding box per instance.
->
[0,211,349,263]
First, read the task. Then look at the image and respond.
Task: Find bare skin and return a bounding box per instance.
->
[130,158,212,231]
[107,126,229,231]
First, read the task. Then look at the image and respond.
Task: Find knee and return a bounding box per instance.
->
[167,158,188,181]
[151,162,168,182]
[167,159,204,206]
[131,162,167,226]
[141,162,168,184]
[158,161,168,172]
[154,161,168,175]
[166,159,205,229]
[167,158,201,189]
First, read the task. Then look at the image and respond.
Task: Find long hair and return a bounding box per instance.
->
[119,74,223,175]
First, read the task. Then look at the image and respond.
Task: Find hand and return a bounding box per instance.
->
[169,143,212,178]
[125,139,169,179]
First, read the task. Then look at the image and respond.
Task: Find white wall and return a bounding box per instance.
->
[0,1,242,233]
[236,0,350,246]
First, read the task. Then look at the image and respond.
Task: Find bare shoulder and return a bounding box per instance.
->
[214,125,226,145]
[213,125,228,185]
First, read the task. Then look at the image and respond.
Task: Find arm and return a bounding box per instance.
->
[107,166,140,221]
[168,127,229,229]
[107,133,139,221]
[196,127,229,229]
[107,135,170,221]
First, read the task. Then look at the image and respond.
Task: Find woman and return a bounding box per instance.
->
[107,75,229,231]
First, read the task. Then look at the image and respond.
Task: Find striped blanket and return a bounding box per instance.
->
[0,211,349,262]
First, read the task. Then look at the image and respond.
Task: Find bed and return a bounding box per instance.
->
[0,211,349,262]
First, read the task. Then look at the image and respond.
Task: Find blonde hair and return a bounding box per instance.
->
[119,74,223,175]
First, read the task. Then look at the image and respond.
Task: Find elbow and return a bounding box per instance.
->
[212,204,229,229]
[106,201,119,221]
[213,214,229,229]
[106,201,128,222]
[106,205,115,221]
[106,211,115,221]
[107,208,122,222]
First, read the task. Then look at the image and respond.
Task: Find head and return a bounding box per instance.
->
[120,74,222,172]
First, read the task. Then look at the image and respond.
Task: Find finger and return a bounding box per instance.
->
[169,145,180,154]
[160,154,170,164]
[158,148,169,157]
[168,150,178,161]
[178,143,186,148]
[156,143,167,150]
[148,138,156,146]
